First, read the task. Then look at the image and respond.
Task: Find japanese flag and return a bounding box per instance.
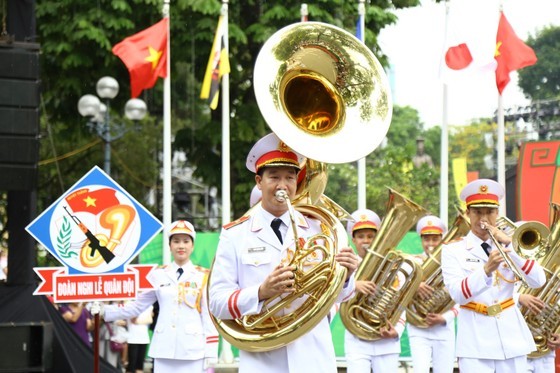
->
[440,0,497,85]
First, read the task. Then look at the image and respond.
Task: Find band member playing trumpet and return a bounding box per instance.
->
[209,133,359,373]
[343,209,406,373]
[441,179,546,373]
[407,215,458,373]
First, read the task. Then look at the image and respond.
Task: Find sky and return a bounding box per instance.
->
[378,0,560,128]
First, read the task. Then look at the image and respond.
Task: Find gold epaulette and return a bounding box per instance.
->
[223,215,250,230]
[194,265,210,273]
[446,237,464,244]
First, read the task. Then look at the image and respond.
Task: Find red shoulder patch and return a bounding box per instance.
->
[223,215,250,230]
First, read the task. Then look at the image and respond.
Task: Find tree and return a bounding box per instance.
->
[28,0,421,227]
[174,0,421,219]
[518,26,560,100]
[324,104,441,219]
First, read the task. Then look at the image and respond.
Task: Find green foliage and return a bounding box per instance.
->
[518,26,560,100]
[31,0,422,230]
[325,104,440,218]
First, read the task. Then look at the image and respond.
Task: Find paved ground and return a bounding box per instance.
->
[142,360,421,372]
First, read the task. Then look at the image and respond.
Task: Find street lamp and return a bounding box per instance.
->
[78,76,147,175]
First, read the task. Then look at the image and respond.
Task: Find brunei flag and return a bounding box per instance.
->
[200,15,230,110]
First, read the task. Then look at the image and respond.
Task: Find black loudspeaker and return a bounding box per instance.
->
[0,42,40,191]
[0,322,53,372]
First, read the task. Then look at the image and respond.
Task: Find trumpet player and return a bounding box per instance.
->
[209,133,359,373]
[441,179,546,373]
[407,215,458,373]
[343,209,406,373]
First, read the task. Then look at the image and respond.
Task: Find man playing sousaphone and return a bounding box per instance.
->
[209,133,359,373]
[441,179,546,372]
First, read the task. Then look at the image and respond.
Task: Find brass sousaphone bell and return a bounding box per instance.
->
[209,22,393,352]
[253,21,392,165]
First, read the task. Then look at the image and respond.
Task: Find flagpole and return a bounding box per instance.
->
[357,0,367,210]
[221,0,231,228]
[162,0,172,264]
[219,0,235,366]
[497,95,506,216]
[300,3,308,22]
[440,1,450,224]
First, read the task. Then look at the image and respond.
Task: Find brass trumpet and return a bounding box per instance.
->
[482,217,549,287]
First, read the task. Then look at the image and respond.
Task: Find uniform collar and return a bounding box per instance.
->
[251,205,309,232]
[169,261,193,276]
[466,231,491,261]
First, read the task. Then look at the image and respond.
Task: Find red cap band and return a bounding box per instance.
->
[256,150,300,172]
[420,226,444,235]
[465,193,499,206]
[352,221,378,233]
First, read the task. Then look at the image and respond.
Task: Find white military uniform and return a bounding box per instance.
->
[527,353,556,373]
[344,255,406,373]
[441,231,546,371]
[209,205,356,373]
[344,313,406,373]
[406,252,458,373]
[105,261,219,372]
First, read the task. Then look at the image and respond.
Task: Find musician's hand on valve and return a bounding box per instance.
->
[355,280,376,295]
[519,294,545,315]
[483,249,504,276]
[379,320,398,339]
[417,282,434,300]
[258,264,297,301]
[425,313,446,327]
[335,247,359,279]
[547,334,560,350]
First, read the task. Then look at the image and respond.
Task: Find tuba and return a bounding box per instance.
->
[208,21,392,351]
[339,189,427,340]
[517,203,560,358]
[406,209,471,328]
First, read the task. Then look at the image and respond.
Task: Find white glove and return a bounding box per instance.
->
[203,357,218,370]
[90,302,104,317]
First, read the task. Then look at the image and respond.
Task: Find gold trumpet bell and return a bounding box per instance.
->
[254,22,392,164]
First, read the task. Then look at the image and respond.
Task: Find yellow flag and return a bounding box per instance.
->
[452,158,468,209]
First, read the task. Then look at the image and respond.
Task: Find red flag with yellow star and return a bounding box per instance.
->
[112,18,168,98]
[65,188,120,215]
[494,12,537,95]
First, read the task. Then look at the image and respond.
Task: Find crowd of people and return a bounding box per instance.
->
[44,132,557,373]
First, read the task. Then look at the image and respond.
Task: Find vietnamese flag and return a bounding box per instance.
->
[494,12,537,95]
[65,188,120,215]
[112,18,168,98]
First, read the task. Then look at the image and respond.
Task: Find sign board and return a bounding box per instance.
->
[26,166,162,302]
